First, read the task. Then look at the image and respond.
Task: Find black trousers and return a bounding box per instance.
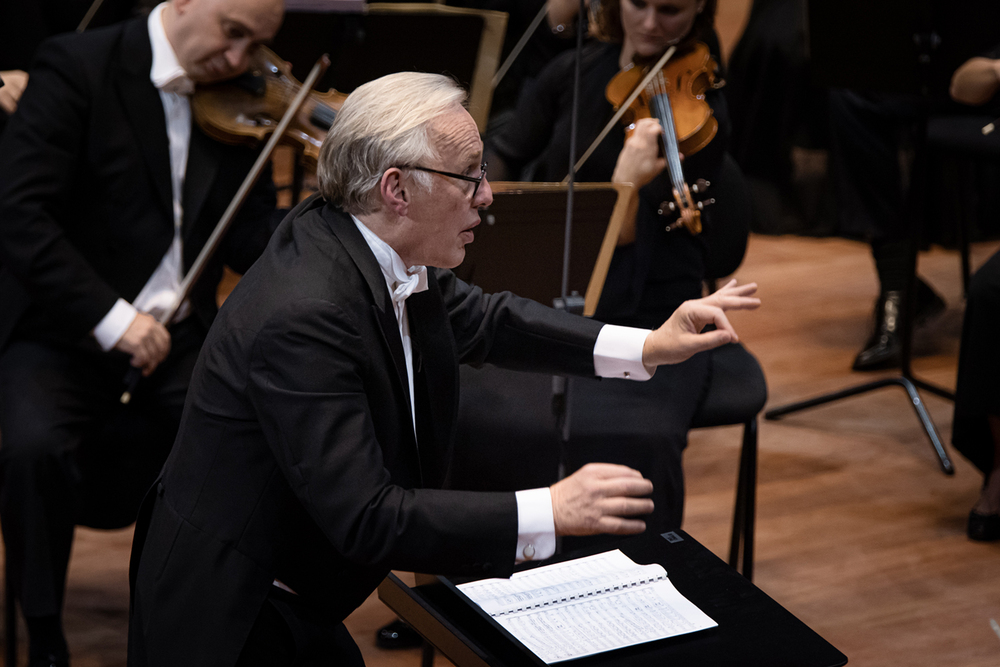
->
[953,250,1000,475]
[0,320,204,618]
[235,587,365,667]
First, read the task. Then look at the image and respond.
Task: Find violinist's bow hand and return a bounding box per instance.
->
[641,279,760,367]
[114,312,172,377]
[612,117,666,189]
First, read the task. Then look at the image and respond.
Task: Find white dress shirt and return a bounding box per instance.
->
[352,216,653,564]
[92,3,193,350]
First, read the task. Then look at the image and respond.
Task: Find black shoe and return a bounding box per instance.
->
[376,619,423,650]
[852,282,947,371]
[853,290,903,371]
[967,510,1000,541]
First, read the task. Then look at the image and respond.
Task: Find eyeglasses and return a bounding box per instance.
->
[405,162,488,198]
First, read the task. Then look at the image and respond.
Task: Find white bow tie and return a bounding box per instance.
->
[391,267,428,306]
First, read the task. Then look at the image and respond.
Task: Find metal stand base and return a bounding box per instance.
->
[765,375,954,474]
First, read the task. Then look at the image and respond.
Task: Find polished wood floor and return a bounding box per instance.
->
[7,234,997,666]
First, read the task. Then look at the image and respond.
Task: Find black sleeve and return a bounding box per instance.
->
[0,36,121,335]
[435,268,604,376]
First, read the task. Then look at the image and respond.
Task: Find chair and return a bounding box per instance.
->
[1,410,166,665]
[688,342,767,580]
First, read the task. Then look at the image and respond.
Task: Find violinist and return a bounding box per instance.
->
[479,0,753,539]
[949,46,1000,542]
[0,0,281,663]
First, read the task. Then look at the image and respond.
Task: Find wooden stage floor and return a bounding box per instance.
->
[4,233,997,666]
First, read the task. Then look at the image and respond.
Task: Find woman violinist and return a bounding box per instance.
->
[480,0,757,538]
[487,0,744,327]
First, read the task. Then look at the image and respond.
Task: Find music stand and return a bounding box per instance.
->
[765,0,1000,474]
[271,3,508,131]
[453,182,634,317]
[378,530,848,667]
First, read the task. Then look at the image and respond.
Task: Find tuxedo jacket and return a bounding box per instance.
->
[0,17,274,351]
[128,197,606,667]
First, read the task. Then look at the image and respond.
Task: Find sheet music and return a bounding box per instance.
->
[457,549,717,663]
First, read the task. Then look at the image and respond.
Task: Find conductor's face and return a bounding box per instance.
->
[400,107,492,269]
[166,0,284,84]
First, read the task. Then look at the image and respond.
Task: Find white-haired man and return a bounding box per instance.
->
[127,71,758,667]
[0,0,283,664]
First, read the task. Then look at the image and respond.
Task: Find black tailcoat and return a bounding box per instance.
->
[128,197,605,666]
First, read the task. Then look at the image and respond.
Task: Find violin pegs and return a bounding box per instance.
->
[657,201,677,216]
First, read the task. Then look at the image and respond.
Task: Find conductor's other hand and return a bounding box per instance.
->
[612,118,668,190]
[115,313,171,376]
[550,463,654,536]
[642,279,760,367]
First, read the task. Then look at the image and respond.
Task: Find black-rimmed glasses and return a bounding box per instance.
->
[405,162,488,198]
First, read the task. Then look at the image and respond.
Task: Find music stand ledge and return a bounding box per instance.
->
[378,531,848,667]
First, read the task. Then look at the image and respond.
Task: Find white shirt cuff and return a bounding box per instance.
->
[593,324,654,381]
[92,298,138,351]
[515,487,556,563]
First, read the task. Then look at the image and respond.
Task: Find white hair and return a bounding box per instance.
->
[317,72,468,214]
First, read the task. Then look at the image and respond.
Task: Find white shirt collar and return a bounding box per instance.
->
[351,215,428,305]
[148,3,194,95]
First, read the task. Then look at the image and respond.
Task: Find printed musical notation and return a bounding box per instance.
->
[457,549,717,663]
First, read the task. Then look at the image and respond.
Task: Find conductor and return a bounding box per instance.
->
[127,71,760,667]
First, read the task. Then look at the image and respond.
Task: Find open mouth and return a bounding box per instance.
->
[460,219,480,242]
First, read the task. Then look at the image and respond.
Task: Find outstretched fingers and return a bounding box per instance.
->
[707,279,760,311]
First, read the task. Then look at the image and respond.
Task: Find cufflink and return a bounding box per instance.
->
[522,544,536,560]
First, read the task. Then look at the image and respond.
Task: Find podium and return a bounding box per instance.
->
[379,531,848,667]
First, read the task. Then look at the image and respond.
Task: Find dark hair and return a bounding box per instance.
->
[591,0,717,50]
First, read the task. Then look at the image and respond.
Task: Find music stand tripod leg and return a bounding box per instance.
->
[765,377,954,474]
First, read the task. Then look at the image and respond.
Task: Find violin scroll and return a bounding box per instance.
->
[658,179,713,233]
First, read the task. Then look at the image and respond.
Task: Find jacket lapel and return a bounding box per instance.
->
[115,18,173,221]
[322,206,412,418]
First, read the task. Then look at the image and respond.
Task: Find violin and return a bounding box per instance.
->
[605,42,718,235]
[191,46,346,166]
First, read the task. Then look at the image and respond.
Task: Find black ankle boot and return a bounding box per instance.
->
[853,290,903,371]
[853,280,946,371]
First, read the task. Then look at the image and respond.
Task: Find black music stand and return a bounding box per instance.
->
[764,0,1000,475]
[378,530,848,667]
[453,183,623,310]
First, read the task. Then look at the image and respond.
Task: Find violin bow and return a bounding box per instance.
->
[559,45,676,184]
[120,54,331,404]
[492,3,550,90]
[77,0,106,32]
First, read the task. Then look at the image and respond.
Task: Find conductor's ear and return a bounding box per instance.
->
[379,168,410,217]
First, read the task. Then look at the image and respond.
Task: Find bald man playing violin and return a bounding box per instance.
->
[0,0,282,664]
